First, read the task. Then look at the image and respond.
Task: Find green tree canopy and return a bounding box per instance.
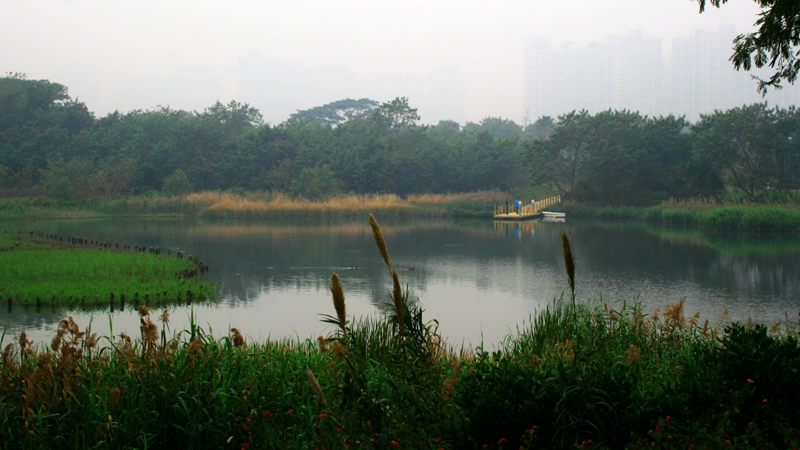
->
[464,117,522,139]
[287,98,379,126]
[371,97,420,134]
[162,168,193,197]
[290,164,338,200]
[0,73,70,132]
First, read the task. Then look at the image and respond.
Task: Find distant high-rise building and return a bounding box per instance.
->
[524,25,799,122]
[523,35,552,121]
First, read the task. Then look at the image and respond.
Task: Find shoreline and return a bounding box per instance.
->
[4,193,800,233]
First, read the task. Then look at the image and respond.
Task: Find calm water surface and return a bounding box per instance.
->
[3,217,800,348]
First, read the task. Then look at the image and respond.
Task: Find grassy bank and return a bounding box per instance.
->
[0,234,215,308]
[1,219,798,449]
[0,191,508,220]
[558,200,800,232]
[1,290,797,449]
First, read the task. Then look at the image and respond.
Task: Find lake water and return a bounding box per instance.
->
[3,217,800,349]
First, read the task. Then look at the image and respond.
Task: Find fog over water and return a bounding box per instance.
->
[1,0,768,124]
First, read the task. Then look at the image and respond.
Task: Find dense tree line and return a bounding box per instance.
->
[528,104,800,204]
[0,76,525,200]
[1,74,799,204]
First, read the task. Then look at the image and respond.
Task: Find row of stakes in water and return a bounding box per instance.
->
[6,290,199,314]
[11,229,211,273]
[5,230,210,313]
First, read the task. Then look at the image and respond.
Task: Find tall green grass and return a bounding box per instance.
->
[560,202,800,232]
[0,236,214,307]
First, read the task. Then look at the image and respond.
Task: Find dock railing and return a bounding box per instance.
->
[494,195,562,218]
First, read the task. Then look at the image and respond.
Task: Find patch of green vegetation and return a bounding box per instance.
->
[1,295,797,449]
[559,203,800,232]
[0,236,214,307]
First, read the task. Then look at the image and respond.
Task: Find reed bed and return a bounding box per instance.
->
[0,190,509,220]
[1,219,798,449]
[560,201,800,232]
[197,192,450,220]
[97,196,203,216]
[0,236,214,308]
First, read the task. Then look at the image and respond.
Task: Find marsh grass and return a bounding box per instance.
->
[0,236,214,307]
[197,192,452,220]
[561,200,800,232]
[1,191,508,220]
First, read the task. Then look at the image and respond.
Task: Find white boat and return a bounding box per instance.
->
[541,211,566,218]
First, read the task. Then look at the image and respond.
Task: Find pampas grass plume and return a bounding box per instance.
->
[392,270,405,336]
[369,214,391,271]
[330,273,347,339]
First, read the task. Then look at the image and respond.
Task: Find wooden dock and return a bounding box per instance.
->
[493,195,561,220]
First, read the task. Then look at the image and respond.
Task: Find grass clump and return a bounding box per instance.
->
[0,235,214,308]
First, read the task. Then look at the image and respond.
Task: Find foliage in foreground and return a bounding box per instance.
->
[1,297,798,449]
[1,221,799,449]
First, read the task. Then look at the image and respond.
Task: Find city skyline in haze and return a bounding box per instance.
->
[525,25,800,123]
[1,0,776,125]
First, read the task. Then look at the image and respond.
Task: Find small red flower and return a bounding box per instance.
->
[262,411,273,418]
[666,415,671,421]
[746,378,754,384]
[482,445,489,449]
[762,398,768,403]
[287,408,294,414]
[498,437,507,444]
[435,438,443,443]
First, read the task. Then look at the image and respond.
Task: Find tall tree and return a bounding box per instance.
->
[287,98,379,126]
[693,103,782,200]
[463,116,522,138]
[371,97,420,135]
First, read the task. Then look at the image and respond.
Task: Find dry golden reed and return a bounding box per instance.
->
[625,344,640,364]
[109,387,121,407]
[391,270,405,336]
[305,367,327,406]
[196,191,419,212]
[317,335,329,353]
[329,273,347,340]
[231,328,245,347]
[561,232,575,296]
[369,214,391,271]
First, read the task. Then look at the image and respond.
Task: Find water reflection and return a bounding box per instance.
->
[2,217,799,349]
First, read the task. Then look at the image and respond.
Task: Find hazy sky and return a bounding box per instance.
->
[2,0,763,125]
